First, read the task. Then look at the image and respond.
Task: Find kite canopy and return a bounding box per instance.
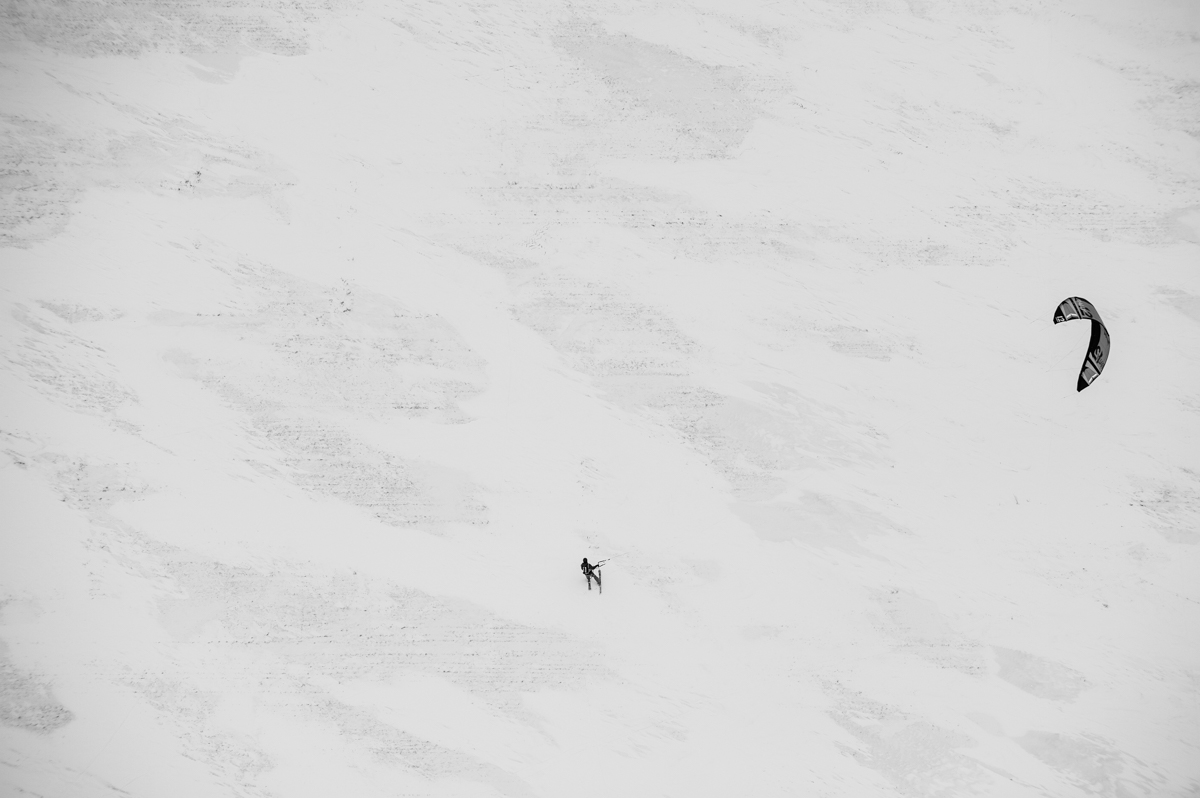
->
[1053,297,1110,391]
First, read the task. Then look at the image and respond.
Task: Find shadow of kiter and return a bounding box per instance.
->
[581,558,604,593]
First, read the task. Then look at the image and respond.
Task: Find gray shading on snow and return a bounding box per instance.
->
[732,492,897,554]
[0,110,293,248]
[629,381,886,498]
[1016,731,1166,797]
[0,117,83,248]
[953,178,1182,247]
[821,324,908,361]
[34,455,155,597]
[512,274,698,379]
[0,641,73,734]
[151,146,294,220]
[160,264,488,527]
[820,234,964,276]
[305,692,535,797]
[993,647,1087,702]
[129,646,520,797]
[759,307,921,362]
[425,20,787,266]
[0,0,352,57]
[1162,206,1200,245]
[1131,479,1200,545]
[199,261,486,424]
[965,711,1006,737]
[44,456,150,518]
[683,558,721,583]
[616,552,701,613]
[872,589,987,675]
[262,414,483,528]
[149,547,606,717]
[554,24,763,159]
[169,355,486,528]
[123,673,274,790]
[5,304,137,420]
[21,445,584,794]
[138,545,601,793]
[473,177,810,265]
[37,302,122,325]
[825,681,995,797]
[1142,80,1200,142]
[1158,287,1200,325]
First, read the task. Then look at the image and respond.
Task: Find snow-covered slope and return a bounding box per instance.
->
[2,0,1199,795]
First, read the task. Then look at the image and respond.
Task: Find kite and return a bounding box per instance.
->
[1053,297,1110,391]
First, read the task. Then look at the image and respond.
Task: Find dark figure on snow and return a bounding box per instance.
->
[581,558,602,591]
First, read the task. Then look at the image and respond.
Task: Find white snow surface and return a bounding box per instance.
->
[2,0,1200,795]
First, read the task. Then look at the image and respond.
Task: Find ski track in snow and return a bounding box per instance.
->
[2,0,1200,796]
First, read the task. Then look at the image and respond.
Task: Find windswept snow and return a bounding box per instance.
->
[2,0,1199,795]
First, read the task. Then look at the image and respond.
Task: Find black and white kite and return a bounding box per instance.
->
[1053,297,1110,391]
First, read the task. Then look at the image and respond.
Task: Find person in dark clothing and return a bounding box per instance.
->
[581,557,603,591]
